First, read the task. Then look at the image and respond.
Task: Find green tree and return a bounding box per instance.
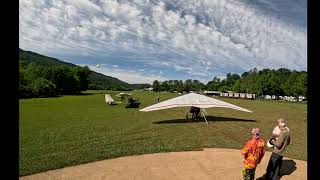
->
[30,78,57,97]
[161,81,170,91]
[241,68,259,93]
[297,72,307,97]
[184,79,193,92]
[152,80,160,92]
[283,71,299,96]
[168,80,174,92]
[73,66,91,90]
[49,66,80,94]
[176,80,184,92]
[232,79,243,92]
[218,85,230,92]
[224,73,240,88]
[19,64,33,98]
[207,77,221,91]
[283,72,307,97]
[192,80,205,91]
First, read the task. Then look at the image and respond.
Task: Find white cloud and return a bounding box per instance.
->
[20,0,307,83]
[173,64,192,72]
[86,65,166,84]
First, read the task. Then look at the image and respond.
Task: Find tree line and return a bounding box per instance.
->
[152,68,307,97]
[19,63,91,98]
[19,64,306,99]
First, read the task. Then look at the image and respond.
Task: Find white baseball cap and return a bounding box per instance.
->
[267,138,276,148]
[267,140,274,148]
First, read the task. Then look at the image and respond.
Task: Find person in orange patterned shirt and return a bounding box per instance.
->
[241,128,265,180]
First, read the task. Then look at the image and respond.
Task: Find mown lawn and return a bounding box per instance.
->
[19,91,307,176]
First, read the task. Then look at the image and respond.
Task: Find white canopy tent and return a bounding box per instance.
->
[139,93,252,125]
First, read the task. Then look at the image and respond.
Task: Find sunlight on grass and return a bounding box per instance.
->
[19,91,307,176]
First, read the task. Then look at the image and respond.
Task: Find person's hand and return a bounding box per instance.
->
[269,138,276,145]
[271,134,278,138]
[244,154,248,159]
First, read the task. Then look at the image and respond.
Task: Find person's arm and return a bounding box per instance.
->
[241,141,250,158]
[258,145,265,164]
[272,133,286,148]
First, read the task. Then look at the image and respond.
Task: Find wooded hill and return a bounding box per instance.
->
[19,49,150,92]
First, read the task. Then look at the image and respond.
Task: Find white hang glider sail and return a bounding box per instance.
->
[139,93,252,125]
[116,92,132,98]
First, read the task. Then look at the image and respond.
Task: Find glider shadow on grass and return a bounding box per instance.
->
[153,116,256,124]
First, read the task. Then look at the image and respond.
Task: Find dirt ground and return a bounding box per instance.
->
[20,148,306,180]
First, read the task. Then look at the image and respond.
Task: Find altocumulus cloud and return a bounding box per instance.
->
[19,0,306,83]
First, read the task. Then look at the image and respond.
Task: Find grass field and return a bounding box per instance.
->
[19,91,307,176]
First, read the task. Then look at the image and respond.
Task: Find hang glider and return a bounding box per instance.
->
[105,94,116,105]
[139,93,252,125]
[116,92,132,98]
[105,94,123,105]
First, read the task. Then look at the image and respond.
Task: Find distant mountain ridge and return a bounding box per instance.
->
[19,48,149,90]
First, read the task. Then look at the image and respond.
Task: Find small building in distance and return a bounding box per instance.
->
[203,91,222,97]
[144,87,153,91]
[239,93,246,98]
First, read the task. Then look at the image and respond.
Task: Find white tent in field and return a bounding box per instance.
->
[139,93,252,125]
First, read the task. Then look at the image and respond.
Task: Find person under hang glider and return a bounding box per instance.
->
[190,106,200,119]
[116,93,132,102]
[139,93,252,125]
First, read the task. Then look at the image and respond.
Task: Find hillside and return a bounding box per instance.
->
[19,49,149,90]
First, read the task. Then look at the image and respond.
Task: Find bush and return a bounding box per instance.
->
[30,78,57,97]
[19,84,34,99]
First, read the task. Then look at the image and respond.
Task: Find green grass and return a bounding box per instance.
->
[19,91,307,176]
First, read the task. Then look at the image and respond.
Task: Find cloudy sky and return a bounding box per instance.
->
[19,0,307,84]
